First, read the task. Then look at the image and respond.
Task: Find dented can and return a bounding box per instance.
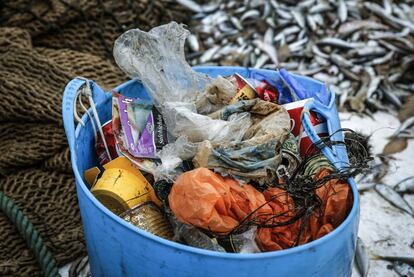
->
[227,73,257,103]
[121,201,174,240]
[283,99,328,157]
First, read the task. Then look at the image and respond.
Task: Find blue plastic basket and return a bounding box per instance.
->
[63,66,359,277]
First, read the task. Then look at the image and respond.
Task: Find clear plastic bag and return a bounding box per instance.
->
[193,100,291,183]
[219,226,261,253]
[154,136,198,181]
[164,102,251,143]
[166,208,226,252]
[113,22,211,110]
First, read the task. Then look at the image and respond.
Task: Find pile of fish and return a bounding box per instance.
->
[179,0,414,114]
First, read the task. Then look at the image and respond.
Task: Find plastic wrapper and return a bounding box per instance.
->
[112,92,168,158]
[164,101,251,143]
[167,210,226,252]
[112,94,160,173]
[218,226,261,253]
[168,167,272,234]
[113,22,211,110]
[195,76,238,114]
[193,99,291,183]
[154,136,198,181]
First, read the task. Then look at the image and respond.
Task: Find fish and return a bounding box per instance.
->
[374,184,414,216]
[394,176,414,194]
[355,237,370,277]
[372,254,414,267]
[391,117,414,138]
[338,0,347,23]
[357,182,375,192]
[176,0,219,13]
[177,0,414,115]
[393,261,414,277]
[187,34,200,52]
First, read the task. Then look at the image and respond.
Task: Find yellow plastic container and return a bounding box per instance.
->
[87,157,156,215]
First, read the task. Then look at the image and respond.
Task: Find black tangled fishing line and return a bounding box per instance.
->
[227,129,373,246]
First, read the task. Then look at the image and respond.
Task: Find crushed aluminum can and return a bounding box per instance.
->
[283,99,328,157]
[121,201,174,240]
[96,120,118,165]
[227,73,257,104]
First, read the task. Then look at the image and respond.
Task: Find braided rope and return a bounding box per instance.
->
[0,191,60,277]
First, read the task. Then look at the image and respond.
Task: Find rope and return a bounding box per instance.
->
[0,191,60,277]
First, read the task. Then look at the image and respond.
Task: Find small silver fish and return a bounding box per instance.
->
[187,34,200,52]
[177,0,219,13]
[357,182,376,192]
[338,0,348,23]
[391,117,414,138]
[200,45,220,63]
[318,38,362,49]
[240,10,260,22]
[374,184,414,216]
[372,254,414,267]
[394,177,414,194]
[355,237,370,277]
[393,261,414,277]
[291,10,305,28]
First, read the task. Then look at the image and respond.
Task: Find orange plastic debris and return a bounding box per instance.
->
[256,188,310,251]
[256,168,352,251]
[168,168,272,234]
[310,168,353,239]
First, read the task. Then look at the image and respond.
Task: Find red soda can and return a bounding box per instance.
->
[283,99,328,157]
[243,78,279,103]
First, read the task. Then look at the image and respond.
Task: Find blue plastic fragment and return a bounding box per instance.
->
[279,68,329,105]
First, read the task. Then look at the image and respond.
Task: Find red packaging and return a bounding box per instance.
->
[283,99,328,157]
[245,78,279,103]
[254,80,278,102]
[96,120,119,165]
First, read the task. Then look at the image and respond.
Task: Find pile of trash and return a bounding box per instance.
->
[82,22,369,253]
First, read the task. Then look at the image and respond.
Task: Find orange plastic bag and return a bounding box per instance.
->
[168,168,272,234]
[309,168,353,239]
[256,168,352,251]
[256,188,311,251]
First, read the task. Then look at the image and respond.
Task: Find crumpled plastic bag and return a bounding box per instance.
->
[256,168,352,252]
[218,226,261,253]
[113,22,211,110]
[166,208,226,252]
[153,136,197,181]
[255,187,310,251]
[168,167,272,234]
[195,76,238,114]
[309,168,353,239]
[164,101,251,143]
[193,99,291,183]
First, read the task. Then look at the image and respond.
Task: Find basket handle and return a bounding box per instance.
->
[62,78,106,154]
[301,90,349,170]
